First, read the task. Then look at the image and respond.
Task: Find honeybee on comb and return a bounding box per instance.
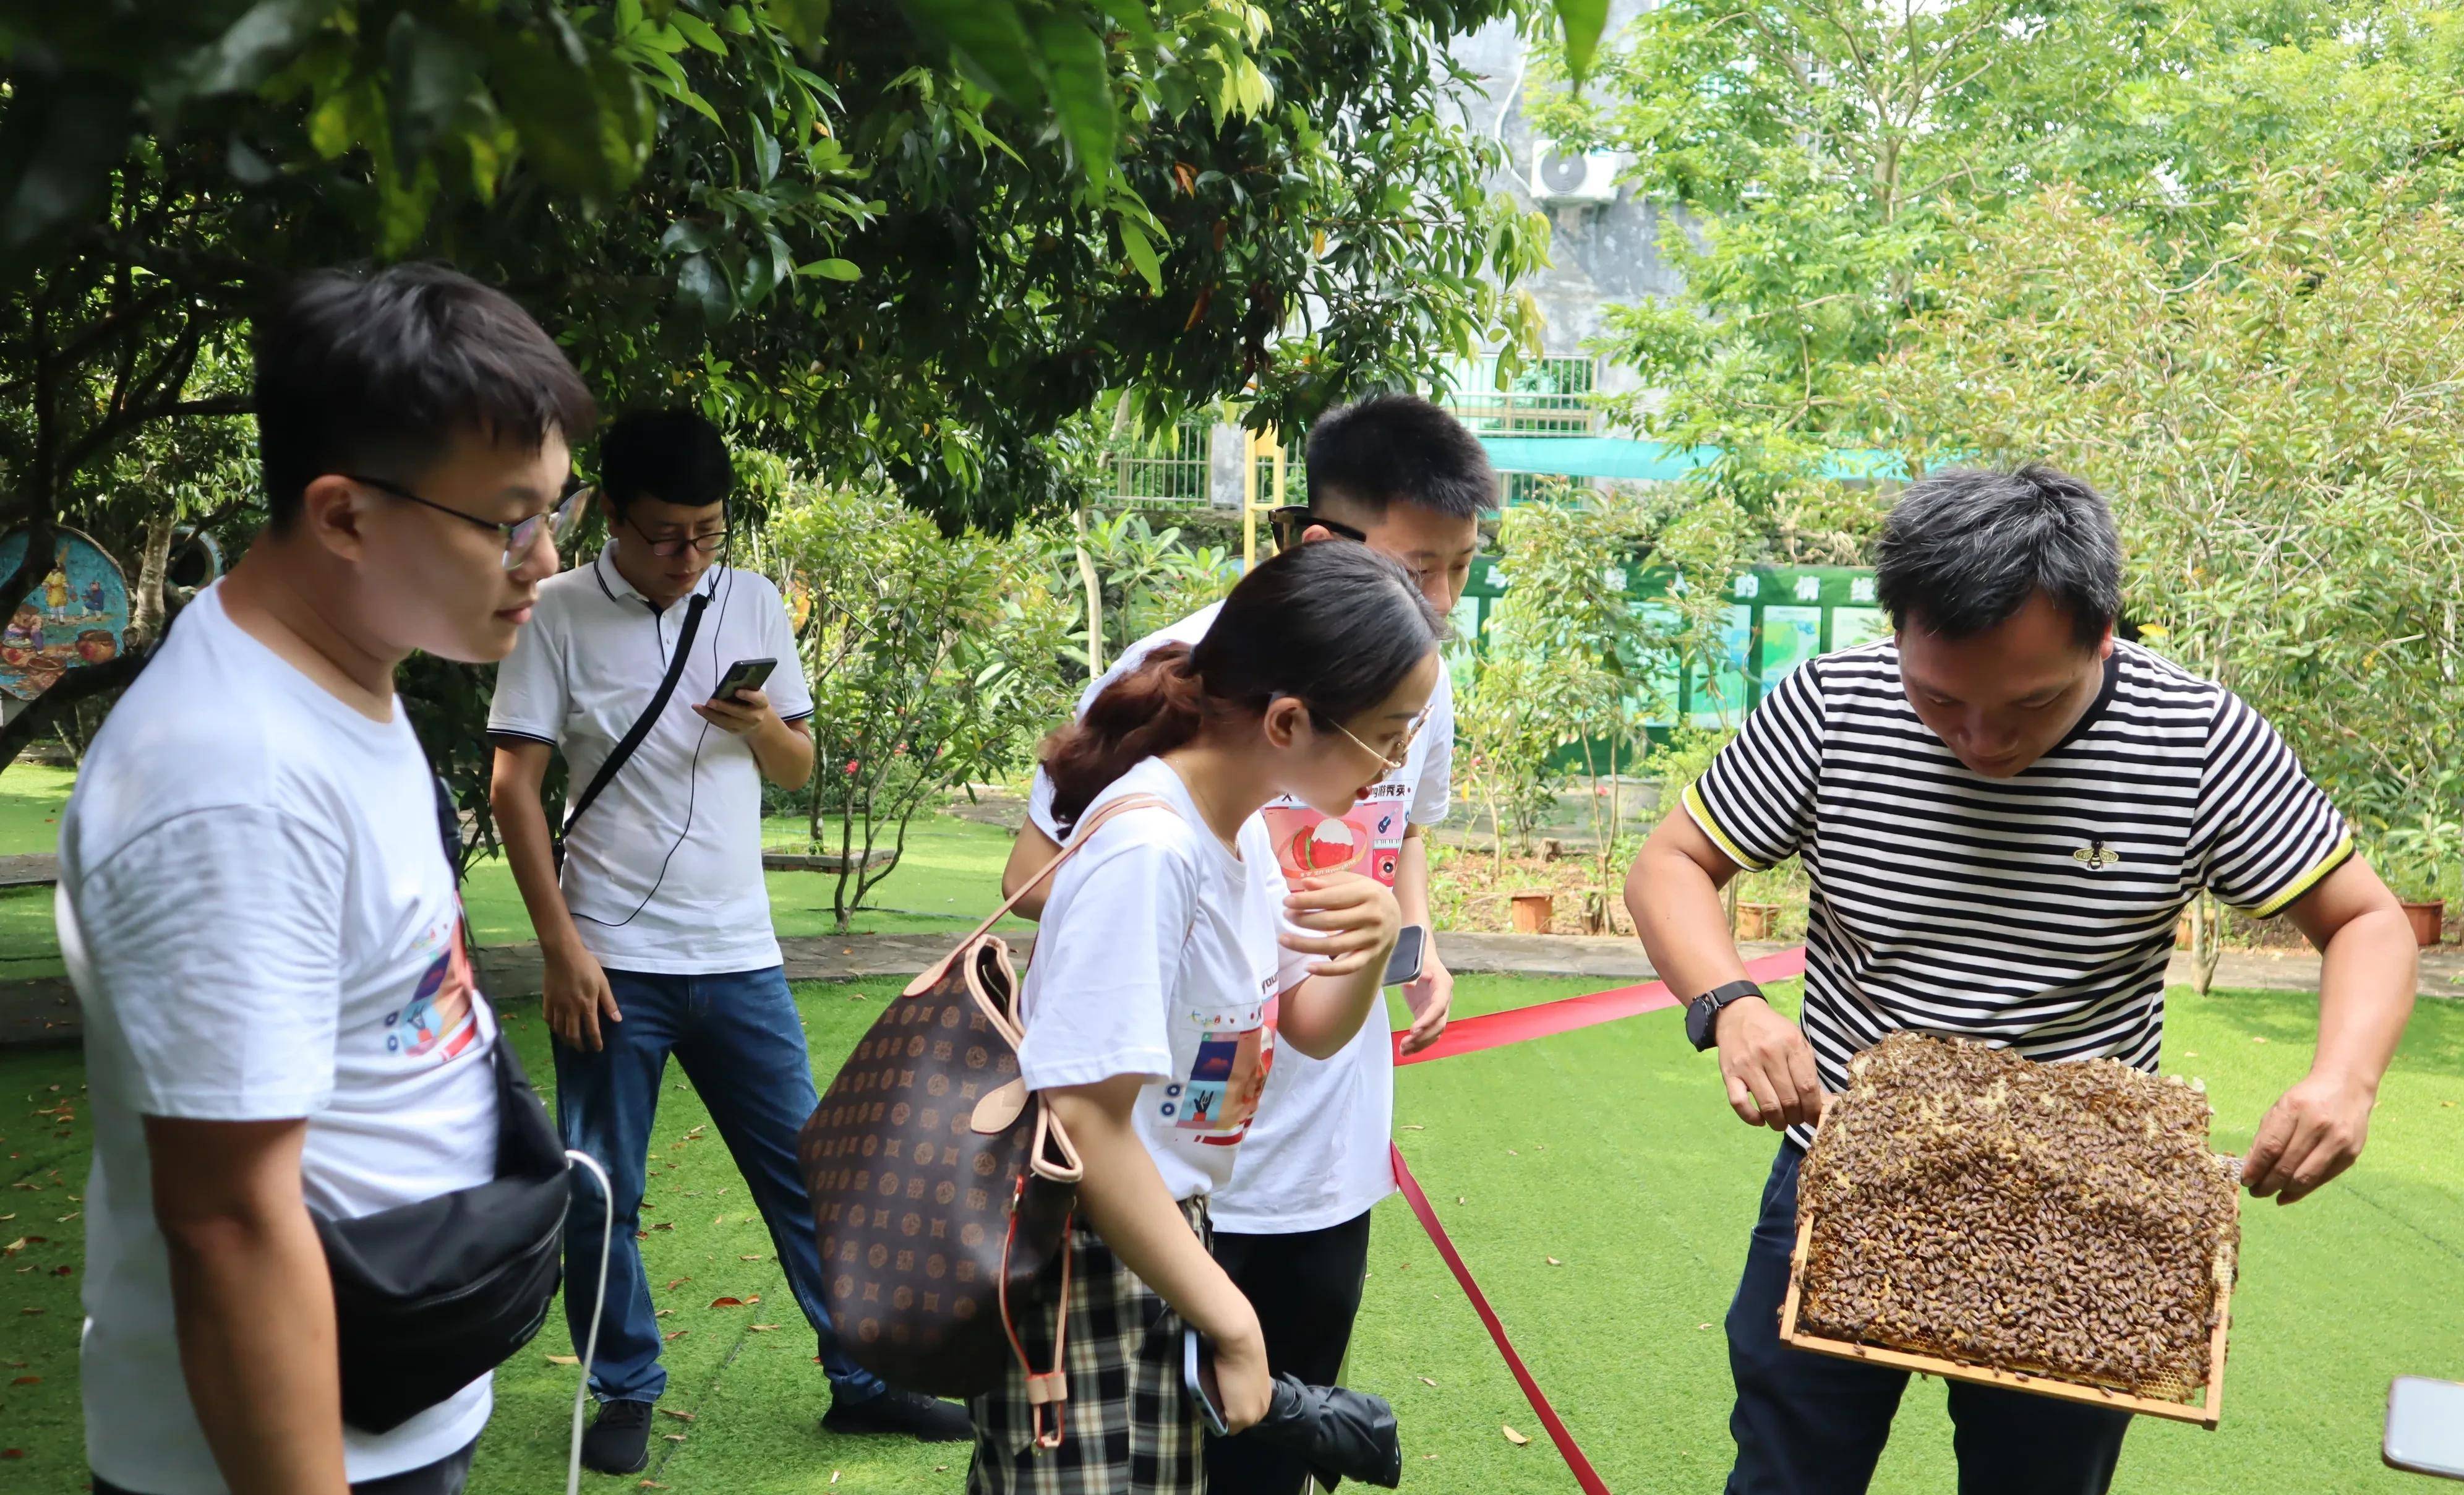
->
[1790,1033,2239,1412]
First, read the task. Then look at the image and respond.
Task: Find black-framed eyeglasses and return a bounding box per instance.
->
[1268,505,1367,550]
[349,473,588,571]
[618,511,730,559]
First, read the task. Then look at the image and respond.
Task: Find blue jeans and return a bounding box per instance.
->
[1726,1143,2132,1495]
[553,964,884,1406]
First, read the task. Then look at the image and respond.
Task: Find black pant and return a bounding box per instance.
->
[1207,1209,1375,1495]
[1726,1144,2132,1495]
[96,1438,478,1495]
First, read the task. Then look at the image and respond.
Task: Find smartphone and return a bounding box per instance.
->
[1183,1327,1231,1438]
[2387,1377,2464,1479]
[1383,923,1427,988]
[711,656,776,705]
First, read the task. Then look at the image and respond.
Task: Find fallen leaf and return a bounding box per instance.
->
[0,1214,12,1221]
[750,1323,781,1332]
[2185,1052,2200,1058]
[1507,1149,1519,1155]
[663,1434,688,1443]
[1456,1196,1465,1205]
[747,1294,760,1304]
[51,1265,69,1277]
[666,1279,693,1291]
[1,1449,21,1459]
[687,1126,708,1139]
[1,1239,22,1256]
[657,1408,696,1423]
[656,1309,674,1319]
[1503,1425,1529,1447]
[831,1475,840,1486]
[2443,1100,2457,1108]
[1545,1257,1562,1266]
[2252,1036,2268,1044]
[546,1354,580,1366]
[651,1222,675,1232]
[20,1307,43,1316]
[740,1254,766,1262]
[1698,1322,1713,1330]
[1419,1376,1437,1387]
[54,1212,77,1223]
[663,1329,688,1342]
[712,1215,725,1227]
[1401,1124,1424,1131]
[709,1296,746,1308]
[638,1483,666,1490]
[11,1375,38,1385]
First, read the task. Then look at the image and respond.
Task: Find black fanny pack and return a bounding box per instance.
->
[312,1019,568,1432]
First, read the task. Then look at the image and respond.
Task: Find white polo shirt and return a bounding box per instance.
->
[1024,601,1455,1235]
[489,549,813,975]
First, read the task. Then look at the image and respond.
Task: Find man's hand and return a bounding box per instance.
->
[1715,996,1825,1131]
[694,685,777,736]
[2242,1068,2377,1205]
[544,942,621,1052]
[1280,872,1401,977]
[1398,945,1453,1055]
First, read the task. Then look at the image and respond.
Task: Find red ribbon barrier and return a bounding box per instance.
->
[1391,1142,1614,1495]
[1384,945,1811,1493]
[1395,946,1808,1067]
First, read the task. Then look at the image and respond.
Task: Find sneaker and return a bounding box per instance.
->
[581,1397,656,1475]
[820,1386,974,1442]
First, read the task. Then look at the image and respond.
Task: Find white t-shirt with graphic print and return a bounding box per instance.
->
[1023,601,1455,1234]
[1016,757,1312,1203]
[58,585,500,1494]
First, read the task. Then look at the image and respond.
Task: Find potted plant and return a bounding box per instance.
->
[2376,812,2461,948]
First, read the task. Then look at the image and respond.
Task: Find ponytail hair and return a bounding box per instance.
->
[1045,541,1444,830]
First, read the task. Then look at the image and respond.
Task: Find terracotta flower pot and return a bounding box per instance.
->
[1510,892,1555,935]
[1735,902,1780,941]
[2400,899,2445,948]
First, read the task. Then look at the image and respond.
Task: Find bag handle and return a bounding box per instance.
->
[902,791,1178,996]
[561,588,711,849]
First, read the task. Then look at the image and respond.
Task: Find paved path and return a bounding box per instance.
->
[0,854,58,889]
[4,930,2458,1049]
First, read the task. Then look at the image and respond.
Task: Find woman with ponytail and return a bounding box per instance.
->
[968,541,1444,1494]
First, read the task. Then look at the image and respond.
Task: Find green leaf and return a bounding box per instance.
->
[186,0,336,97]
[1084,0,1160,47]
[1035,14,1116,176]
[800,257,862,280]
[765,0,833,53]
[1119,218,1163,294]
[753,114,783,182]
[1553,0,1609,84]
[646,72,726,128]
[677,251,735,320]
[902,0,1042,108]
[670,10,728,54]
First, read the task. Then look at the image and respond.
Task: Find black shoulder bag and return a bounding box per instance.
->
[307,774,573,1434]
[552,589,710,872]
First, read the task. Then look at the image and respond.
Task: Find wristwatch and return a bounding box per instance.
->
[1685,980,1766,1052]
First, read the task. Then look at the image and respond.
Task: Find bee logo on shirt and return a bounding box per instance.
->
[2072,841,2121,871]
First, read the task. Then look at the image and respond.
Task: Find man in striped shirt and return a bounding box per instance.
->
[1626,465,2418,1494]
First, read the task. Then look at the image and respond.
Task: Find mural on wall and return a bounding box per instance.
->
[1,528,131,702]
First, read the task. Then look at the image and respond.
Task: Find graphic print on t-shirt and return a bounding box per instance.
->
[1162,996,1273,1147]
[385,917,480,1063]
[1259,781,1410,889]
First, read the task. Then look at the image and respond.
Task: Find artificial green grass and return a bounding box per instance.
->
[3,977,2459,1491]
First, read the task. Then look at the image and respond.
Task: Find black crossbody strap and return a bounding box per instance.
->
[565,589,711,840]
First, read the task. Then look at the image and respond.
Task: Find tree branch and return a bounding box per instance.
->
[0,646,155,774]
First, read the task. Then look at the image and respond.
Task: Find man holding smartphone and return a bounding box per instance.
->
[489,409,968,1472]
[1000,393,1493,1495]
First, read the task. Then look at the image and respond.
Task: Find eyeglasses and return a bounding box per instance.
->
[619,512,729,559]
[1267,505,1367,549]
[1330,707,1431,774]
[350,473,588,572]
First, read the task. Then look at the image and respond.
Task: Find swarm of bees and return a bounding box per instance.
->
[1795,1032,2240,1400]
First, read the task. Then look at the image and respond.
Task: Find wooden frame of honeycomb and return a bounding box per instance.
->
[1777,1033,2240,1429]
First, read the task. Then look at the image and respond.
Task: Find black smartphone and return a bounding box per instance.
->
[710,656,777,705]
[2386,1377,2464,1479]
[1183,1327,1231,1438]
[1382,923,1427,988]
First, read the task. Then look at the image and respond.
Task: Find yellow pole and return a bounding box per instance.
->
[1243,427,1260,573]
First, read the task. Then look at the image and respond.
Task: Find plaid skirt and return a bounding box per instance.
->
[967,1197,1211,1495]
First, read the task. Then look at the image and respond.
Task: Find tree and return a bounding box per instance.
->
[1865,176,2464,844]
[1,0,1555,777]
[1529,0,2464,514]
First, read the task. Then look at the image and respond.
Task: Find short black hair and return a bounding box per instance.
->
[1305,393,1497,521]
[1873,465,2122,647]
[254,263,594,531]
[597,408,735,515]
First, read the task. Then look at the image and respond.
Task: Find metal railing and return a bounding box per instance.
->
[1440,354,1601,435]
[1114,417,1213,507]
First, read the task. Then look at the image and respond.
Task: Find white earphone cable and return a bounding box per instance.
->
[563,1149,615,1495]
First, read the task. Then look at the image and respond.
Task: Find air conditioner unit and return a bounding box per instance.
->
[1529,139,1620,204]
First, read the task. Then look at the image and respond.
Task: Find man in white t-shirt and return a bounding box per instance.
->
[999,393,1493,1495]
[487,410,967,1472]
[59,265,593,1495]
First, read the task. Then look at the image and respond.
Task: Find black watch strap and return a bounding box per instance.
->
[1685,979,1766,1052]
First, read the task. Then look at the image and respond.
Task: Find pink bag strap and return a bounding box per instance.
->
[901,792,1178,997]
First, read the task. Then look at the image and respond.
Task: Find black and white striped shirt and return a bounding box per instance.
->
[1687,640,2352,1147]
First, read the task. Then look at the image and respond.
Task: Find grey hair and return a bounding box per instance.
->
[1872,465,2121,647]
